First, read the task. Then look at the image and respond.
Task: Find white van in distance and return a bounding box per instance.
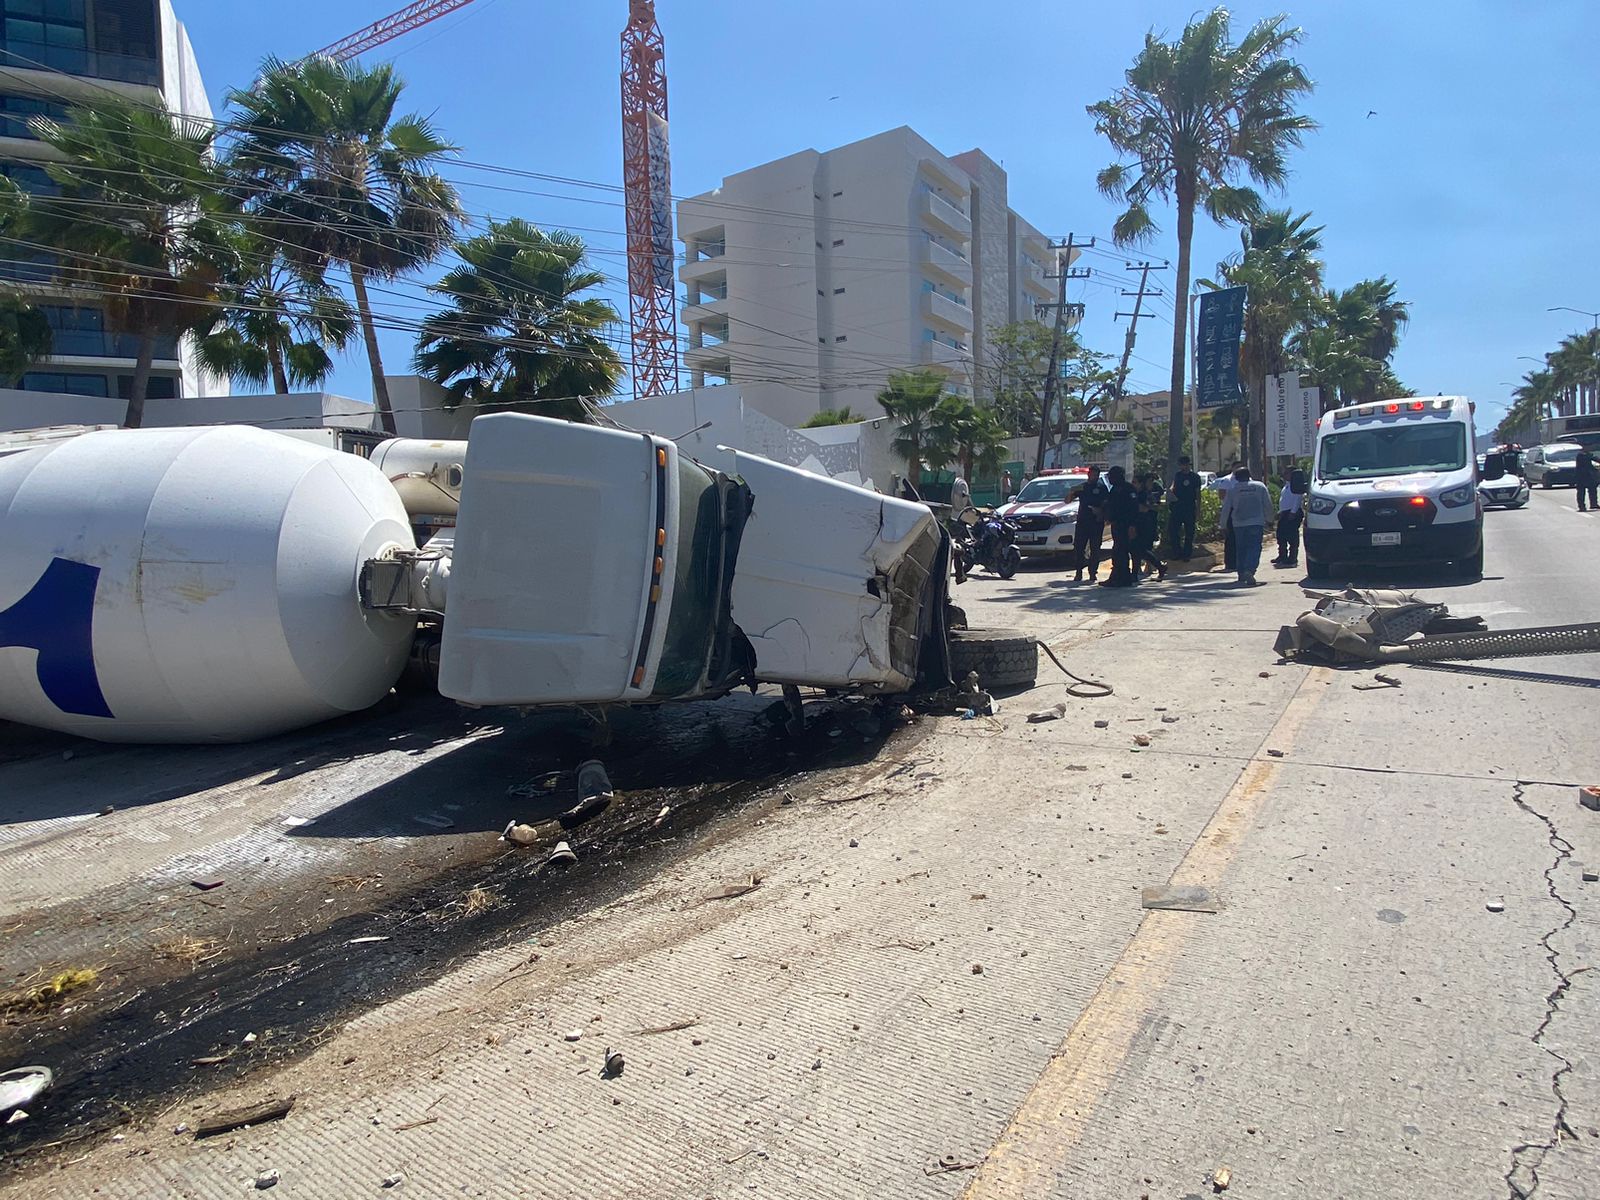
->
[1303,396,1505,581]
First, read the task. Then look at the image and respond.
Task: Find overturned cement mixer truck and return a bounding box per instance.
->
[0,414,1037,744]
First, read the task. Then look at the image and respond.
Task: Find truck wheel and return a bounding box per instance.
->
[948,628,1038,691]
[1305,558,1332,580]
[1457,546,1484,580]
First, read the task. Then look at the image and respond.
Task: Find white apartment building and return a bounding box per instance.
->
[678,126,1061,430]
[0,0,222,403]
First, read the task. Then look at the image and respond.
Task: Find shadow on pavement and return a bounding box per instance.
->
[287,691,891,840]
[0,693,492,829]
[1408,661,1600,690]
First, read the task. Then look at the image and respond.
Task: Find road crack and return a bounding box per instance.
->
[1504,782,1580,1200]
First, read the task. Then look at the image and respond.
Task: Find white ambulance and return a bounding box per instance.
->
[1303,396,1506,581]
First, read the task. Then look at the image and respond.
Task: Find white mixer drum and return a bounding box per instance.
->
[0,426,417,743]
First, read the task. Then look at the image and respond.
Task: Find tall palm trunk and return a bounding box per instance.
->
[268,338,290,394]
[1167,180,1195,475]
[350,264,396,435]
[125,330,156,429]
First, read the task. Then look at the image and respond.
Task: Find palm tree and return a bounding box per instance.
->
[0,292,51,383]
[800,407,860,428]
[1088,9,1316,470]
[414,219,622,421]
[1201,209,1324,471]
[197,234,355,393]
[1548,330,1600,417]
[876,368,948,485]
[21,99,237,428]
[1294,279,1412,407]
[1342,277,1409,371]
[227,55,463,434]
[925,395,1010,482]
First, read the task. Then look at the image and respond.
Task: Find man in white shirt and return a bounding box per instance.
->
[1218,466,1271,585]
[1273,477,1304,568]
[1212,461,1242,572]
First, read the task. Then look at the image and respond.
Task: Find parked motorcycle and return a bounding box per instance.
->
[954,506,1022,580]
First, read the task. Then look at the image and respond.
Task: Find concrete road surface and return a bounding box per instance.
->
[3,489,1598,1199]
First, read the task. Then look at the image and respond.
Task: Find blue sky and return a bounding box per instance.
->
[179,0,1600,432]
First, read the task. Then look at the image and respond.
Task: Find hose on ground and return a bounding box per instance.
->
[1037,641,1114,699]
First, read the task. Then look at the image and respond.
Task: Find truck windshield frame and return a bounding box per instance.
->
[1317,423,1468,481]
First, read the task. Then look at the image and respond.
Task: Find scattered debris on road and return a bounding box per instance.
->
[1582,870,1598,883]
[194,1096,295,1139]
[254,1169,280,1190]
[706,875,762,901]
[1212,1165,1233,1192]
[0,1066,51,1117]
[1133,733,1152,747]
[1027,704,1066,724]
[1353,672,1403,690]
[189,878,225,891]
[1094,719,1110,729]
[546,841,578,867]
[502,821,539,845]
[923,1156,983,1176]
[381,1174,404,1189]
[632,1016,699,1036]
[1580,786,1600,813]
[1486,899,1506,913]
[601,1049,625,1079]
[1,968,97,1015]
[1141,885,1221,913]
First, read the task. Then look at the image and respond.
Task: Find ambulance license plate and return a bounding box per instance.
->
[1371,532,1401,546]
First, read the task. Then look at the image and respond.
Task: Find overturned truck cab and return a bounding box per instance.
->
[434,413,954,711]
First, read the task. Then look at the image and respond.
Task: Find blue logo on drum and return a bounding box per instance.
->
[0,557,114,719]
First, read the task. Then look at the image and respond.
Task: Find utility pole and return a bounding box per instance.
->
[1111,259,1167,407]
[1035,234,1093,473]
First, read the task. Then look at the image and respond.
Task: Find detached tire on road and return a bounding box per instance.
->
[948,628,1038,691]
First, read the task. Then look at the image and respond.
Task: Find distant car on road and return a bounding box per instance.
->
[997,469,1090,559]
[1478,472,1529,509]
[1523,442,1583,488]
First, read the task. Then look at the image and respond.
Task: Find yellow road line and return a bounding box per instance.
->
[961,667,1333,1197]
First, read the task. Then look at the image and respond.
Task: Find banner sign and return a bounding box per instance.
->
[645,113,675,292]
[1266,373,1319,457]
[1196,286,1246,410]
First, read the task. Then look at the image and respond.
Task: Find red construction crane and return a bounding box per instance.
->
[619,0,680,397]
[312,0,682,399]
[313,0,480,62]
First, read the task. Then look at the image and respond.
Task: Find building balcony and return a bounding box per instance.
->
[921,338,970,371]
[919,189,970,239]
[921,290,972,334]
[1023,270,1053,300]
[920,238,971,288]
[678,255,727,284]
[685,343,732,374]
[682,294,730,325]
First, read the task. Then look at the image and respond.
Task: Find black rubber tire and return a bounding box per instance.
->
[947,627,1038,690]
[998,546,1021,580]
[1305,557,1332,580]
[1457,545,1484,580]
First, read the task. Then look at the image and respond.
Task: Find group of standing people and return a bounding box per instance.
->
[1063,456,1303,590]
[1068,466,1169,588]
